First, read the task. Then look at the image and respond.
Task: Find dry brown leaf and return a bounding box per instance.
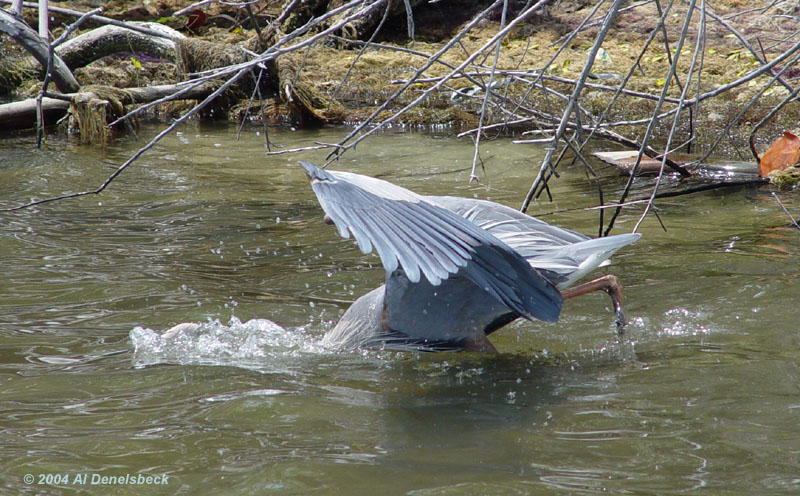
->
[759,131,800,177]
[186,10,206,31]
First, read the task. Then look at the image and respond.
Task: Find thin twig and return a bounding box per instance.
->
[325,0,551,165]
[264,142,341,155]
[330,1,393,104]
[236,65,266,143]
[771,192,800,232]
[4,67,251,212]
[522,0,622,216]
[691,0,793,92]
[586,179,768,210]
[469,0,509,183]
[174,0,216,16]
[324,0,506,163]
[34,7,104,147]
[634,0,703,233]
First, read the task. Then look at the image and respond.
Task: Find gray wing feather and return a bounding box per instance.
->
[300,161,562,322]
[302,162,475,286]
[429,196,589,244]
[429,196,640,288]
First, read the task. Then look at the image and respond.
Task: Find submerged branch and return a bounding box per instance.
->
[771,192,800,232]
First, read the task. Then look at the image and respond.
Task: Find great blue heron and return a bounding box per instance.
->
[301,161,640,353]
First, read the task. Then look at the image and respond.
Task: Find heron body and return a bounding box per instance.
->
[300,161,640,353]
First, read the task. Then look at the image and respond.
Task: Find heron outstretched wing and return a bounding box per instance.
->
[429,196,641,288]
[300,161,562,322]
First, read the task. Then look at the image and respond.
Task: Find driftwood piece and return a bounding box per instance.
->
[592,150,759,177]
[0,8,79,93]
[122,81,221,103]
[593,150,670,175]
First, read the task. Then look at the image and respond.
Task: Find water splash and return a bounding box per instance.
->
[659,308,711,337]
[130,317,325,369]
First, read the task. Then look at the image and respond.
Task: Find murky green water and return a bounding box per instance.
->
[1,124,799,494]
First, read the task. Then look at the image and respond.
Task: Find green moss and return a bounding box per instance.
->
[767,166,800,188]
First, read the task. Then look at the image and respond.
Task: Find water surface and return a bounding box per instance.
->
[1,125,799,494]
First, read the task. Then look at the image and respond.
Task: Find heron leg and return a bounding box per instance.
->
[560,274,627,334]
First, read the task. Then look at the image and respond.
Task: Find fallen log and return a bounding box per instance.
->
[57,23,184,70]
[0,8,79,93]
[0,97,69,129]
[0,81,219,132]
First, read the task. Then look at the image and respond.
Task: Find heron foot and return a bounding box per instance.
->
[561,274,628,335]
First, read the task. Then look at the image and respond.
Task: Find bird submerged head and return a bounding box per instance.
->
[299,160,336,184]
[299,161,338,226]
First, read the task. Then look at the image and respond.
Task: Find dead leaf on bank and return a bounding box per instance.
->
[758,131,800,177]
[186,10,206,32]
